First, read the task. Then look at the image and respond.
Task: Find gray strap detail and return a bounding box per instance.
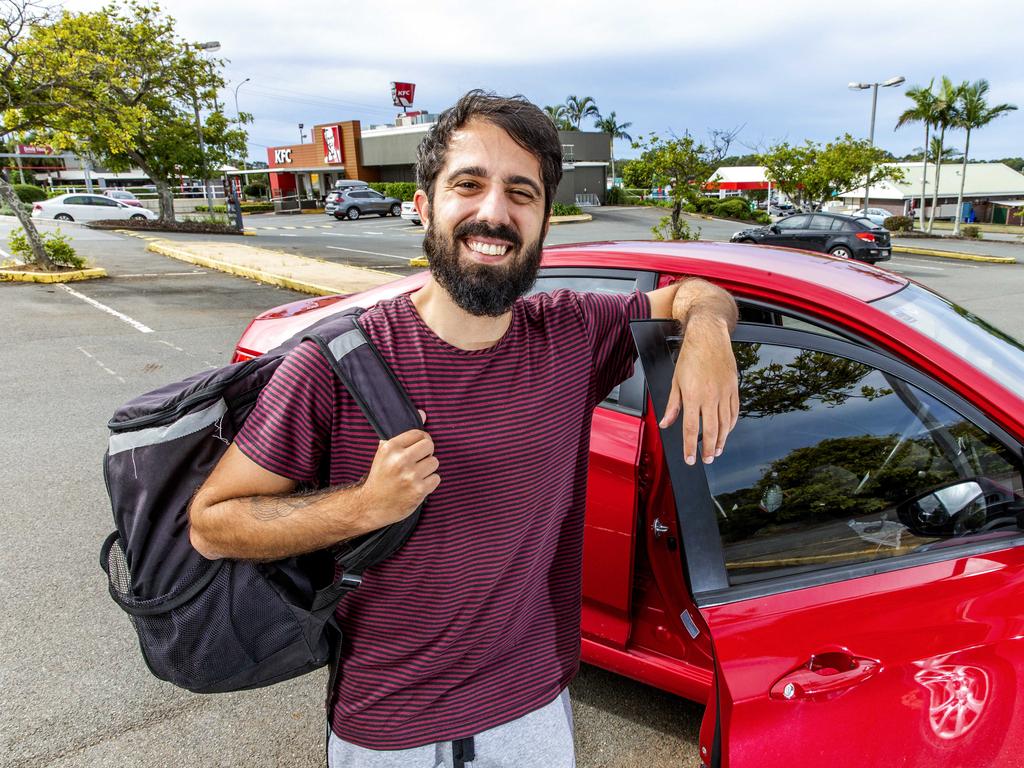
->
[108,398,229,455]
[326,328,367,362]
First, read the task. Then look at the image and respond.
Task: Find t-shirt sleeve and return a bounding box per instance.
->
[234,340,335,484]
[574,290,651,402]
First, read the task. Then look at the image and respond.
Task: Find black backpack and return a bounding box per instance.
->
[100,308,422,693]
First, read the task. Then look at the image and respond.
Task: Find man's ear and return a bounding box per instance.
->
[413,189,430,229]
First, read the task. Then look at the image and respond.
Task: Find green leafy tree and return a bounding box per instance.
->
[896,80,942,231]
[758,135,903,211]
[543,104,572,131]
[564,95,600,129]
[10,1,250,222]
[593,111,632,184]
[620,157,654,190]
[951,80,1017,235]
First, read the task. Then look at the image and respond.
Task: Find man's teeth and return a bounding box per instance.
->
[466,240,509,257]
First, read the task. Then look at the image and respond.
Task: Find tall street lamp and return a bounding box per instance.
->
[233,77,251,170]
[849,75,905,211]
[192,40,221,213]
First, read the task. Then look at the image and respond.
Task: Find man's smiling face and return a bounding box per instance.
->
[415,118,549,317]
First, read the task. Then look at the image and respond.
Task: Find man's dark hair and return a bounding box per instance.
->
[415,90,564,217]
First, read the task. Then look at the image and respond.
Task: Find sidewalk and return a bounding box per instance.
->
[145,239,399,296]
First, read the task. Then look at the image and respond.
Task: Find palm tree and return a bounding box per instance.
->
[924,76,962,233]
[564,95,600,129]
[896,80,940,230]
[594,111,633,185]
[912,136,961,165]
[544,104,572,131]
[951,80,1018,235]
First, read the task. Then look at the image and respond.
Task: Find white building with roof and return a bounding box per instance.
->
[839,162,1024,224]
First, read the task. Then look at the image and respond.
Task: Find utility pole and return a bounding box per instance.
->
[849,75,905,212]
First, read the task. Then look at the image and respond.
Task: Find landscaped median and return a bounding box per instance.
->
[145,240,398,296]
[891,244,1017,264]
[0,265,107,283]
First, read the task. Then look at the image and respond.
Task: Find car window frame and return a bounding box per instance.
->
[532,266,657,416]
[631,319,1024,608]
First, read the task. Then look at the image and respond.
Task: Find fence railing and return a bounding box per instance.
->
[575,193,600,207]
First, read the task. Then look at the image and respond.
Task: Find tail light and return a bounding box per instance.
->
[855,232,876,243]
[33,203,43,211]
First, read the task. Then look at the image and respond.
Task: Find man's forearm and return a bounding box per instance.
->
[671,278,738,332]
[189,483,377,561]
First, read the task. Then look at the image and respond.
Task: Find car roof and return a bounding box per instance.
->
[543,240,908,303]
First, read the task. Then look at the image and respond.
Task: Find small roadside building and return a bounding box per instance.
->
[838,162,1024,224]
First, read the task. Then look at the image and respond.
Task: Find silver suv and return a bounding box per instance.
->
[326,187,402,220]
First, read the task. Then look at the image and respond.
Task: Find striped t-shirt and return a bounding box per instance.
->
[236,288,650,749]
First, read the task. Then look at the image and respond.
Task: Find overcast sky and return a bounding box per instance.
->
[63,0,1024,165]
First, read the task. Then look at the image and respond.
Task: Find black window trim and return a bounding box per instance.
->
[535,266,657,416]
[631,319,1024,608]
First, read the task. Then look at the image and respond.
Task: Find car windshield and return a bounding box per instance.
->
[874,284,1024,395]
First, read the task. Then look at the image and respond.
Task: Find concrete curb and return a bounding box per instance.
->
[145,240,388,296]
[0,266,107,283]
[892,245,1016,264]
[549,214,593,225]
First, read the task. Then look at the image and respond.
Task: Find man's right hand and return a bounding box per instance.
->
[359,422,441,527]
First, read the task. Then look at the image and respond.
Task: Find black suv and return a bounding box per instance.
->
[731,212,891,263]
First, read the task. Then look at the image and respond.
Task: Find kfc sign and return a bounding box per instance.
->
[273,149,292,164]
[17,144,53,155]
[322,125,344,164]
[391,82,415,108]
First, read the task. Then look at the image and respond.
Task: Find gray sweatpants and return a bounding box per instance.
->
[328,688,576,767]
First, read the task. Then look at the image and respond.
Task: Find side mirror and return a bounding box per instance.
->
[897,479,990,536]
[769,225,780,234]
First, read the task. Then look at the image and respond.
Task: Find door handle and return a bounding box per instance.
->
[770,651,881,700]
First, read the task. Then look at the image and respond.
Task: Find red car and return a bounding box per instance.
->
[232,242,1024,768]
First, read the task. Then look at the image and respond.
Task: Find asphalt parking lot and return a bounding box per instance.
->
[3,207,1022,767]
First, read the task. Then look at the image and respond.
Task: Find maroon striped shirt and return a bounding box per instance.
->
[236,288,650,749]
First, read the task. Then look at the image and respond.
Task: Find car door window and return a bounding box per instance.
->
[706,340,1023,587]
[367,191,384,200]
[808,215,833,231]
[92,196,120,207]
[776,215,810,230]
[829,217,847,231]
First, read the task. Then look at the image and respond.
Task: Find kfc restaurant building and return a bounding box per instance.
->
[265,121,371,205]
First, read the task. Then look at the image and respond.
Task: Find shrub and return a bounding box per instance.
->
[195,202,274,214]
[383,182,417,201]
[713,198,753,220]
[551,202,582,216]
[693,197,719,214]
[751,210,772,225]
[243,182,268,198]
[7,227,85,268]
[653,215,701,241]
[12,184,47,203]
[883,215,913,232]
[961,224,982,239]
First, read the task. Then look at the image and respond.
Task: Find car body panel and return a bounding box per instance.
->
[232,241,1024,766]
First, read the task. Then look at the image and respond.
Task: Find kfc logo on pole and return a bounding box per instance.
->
[391,82,415,108]
[322,126,344,164]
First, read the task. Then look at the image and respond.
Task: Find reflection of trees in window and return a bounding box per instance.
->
[715,433,963,543]
[735,344,892,418]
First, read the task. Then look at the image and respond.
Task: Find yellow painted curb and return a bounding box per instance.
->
[548,214,593,225]
[242,230,258,236]
[0,266,107,283]
[892,245,1016,264]
[409,257,429,267]
[147,241,342,296]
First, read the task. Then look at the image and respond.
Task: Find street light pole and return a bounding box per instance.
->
[849,75,905,212]
[233,77,251,171]
[193,40,221,213]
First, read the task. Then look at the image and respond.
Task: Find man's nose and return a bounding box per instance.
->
[475,185,512,227]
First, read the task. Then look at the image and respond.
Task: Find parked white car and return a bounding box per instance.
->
[400,200,422,224]
[853,208,893,227]
[31,193,158,223]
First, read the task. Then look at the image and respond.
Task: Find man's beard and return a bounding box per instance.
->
[423,219,543,317]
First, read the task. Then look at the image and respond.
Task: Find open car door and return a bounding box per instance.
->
[632,319,1024,768]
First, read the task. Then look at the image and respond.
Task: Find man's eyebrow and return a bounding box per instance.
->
[505,175,542,196]
[446,166,488,180]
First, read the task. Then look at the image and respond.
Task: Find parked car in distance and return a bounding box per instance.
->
[400,201,422,224]
[31,193,158,223]
[731,211,891,263]
[327,187,402,220]
[231,241,1024,768]
[854,207,895,227]
[103,189,143,207]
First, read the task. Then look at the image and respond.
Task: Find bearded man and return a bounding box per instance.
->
[189,90,739,767]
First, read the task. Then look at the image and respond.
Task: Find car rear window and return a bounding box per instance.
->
[854,217,882,229]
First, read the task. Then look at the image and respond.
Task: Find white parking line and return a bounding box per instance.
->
[277,233,298,237]
[899,256,978,269]
[323,232,362,237]
[364,231,383,235]
[60,284,154,333]
[77,346,126,384]
[891,262,945,272]
[326,245,410,261]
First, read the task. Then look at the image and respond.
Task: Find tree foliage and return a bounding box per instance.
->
[8,1,249,221]
[758,135,904,211]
